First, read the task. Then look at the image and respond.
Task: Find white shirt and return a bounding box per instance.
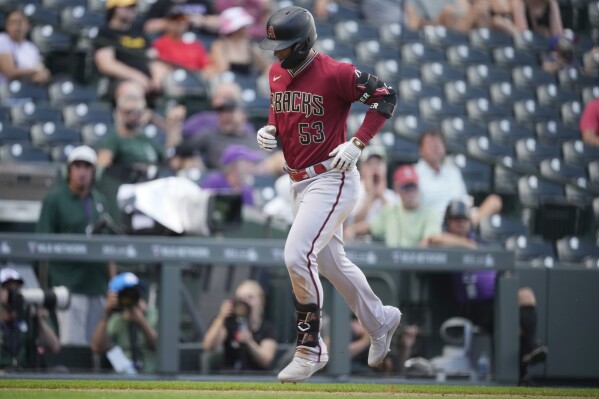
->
[350,181,398,223]
[415,158,468,222]
[0,33,42,84]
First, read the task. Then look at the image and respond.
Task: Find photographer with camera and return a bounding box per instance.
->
[202,280,277,371]
[36,145,118,346]
[0,268,60,370]
[90,272,157,373]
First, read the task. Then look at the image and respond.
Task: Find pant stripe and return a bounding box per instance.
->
[303,172,346,361]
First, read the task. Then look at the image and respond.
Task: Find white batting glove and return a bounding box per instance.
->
[329,138,364,172]
[257,125,277,152]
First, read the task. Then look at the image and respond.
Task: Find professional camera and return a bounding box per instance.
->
[224,299,251,330]
[117,286,141,310]
[5,286,70,312]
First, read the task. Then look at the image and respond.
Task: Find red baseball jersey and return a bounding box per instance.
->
[267,52,386,170]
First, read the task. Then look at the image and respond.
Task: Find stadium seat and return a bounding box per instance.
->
[397,64,421,81]
[394,98,420,117]
[60,7,104,35]
[163,68,209,103]
[30,24,71,54]
[560,100,583,128]
[513,99,554,124]
[50,143,78,162]
[536,83,580,108]
[517,175,565,208]
[394,115,435,141]
[80,122,110,147]
[469,28,513,50]
[313,38,355,59]
[515,138,560,171]
[379,23,420,47]
[489,81,534,105]
[49,80,97,107]
[374,59,400,84]
[446,153,492,194]
[466,97,513,123]
[0,122,29,144]
[512,67,554,91]
[42,0,85,9]
[562,140,599,166]
[582,85,599,104]
[401,42,445,65]
[556,235,599,263]
[444,80,488,105]
[355,40,397,65]
[423,25,467,48]
[466,64,512,88]
[565,184,596,208]
[142,124,166,146]
[22,3,59,26]
[87,0,107,13]
[0,142,49,162]
[419,96,465,123]
[494,164,524,195]
[30,122,81,147]
[0,80,48,105]
[334,20,378,44]
[421,61,465,85]
[327,4,361,22]
[63,102,112,129]
[386,135,420,164]
[582,50,599,76]
[589,160,599,184]
[479,214,528,244]
[492,46,538,67]
[488,118,534,146]
[504,234,556,267]
[467,136,515,164]
[399,78,443,102]
[513,30,550,53]
[535,120,579,144]
[446,44,491,66]
[441,116,485,149]
[10,102,62,128]
[558,66,598,91]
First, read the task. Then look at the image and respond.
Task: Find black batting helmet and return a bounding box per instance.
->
[259,6,317,69]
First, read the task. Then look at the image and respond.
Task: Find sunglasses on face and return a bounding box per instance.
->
[399,183,418,191]
[120,108,143,116]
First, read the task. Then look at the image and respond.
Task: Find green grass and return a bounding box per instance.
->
[0,380,598,399]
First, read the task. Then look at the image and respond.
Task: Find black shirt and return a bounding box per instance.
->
[95,26,151,77]
[223,316,276,371]
[146,0,215,21]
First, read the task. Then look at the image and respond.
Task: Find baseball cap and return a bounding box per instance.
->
[67,145,97,166]
[219,7,254,36]
[393,164,419,186]
[108,272,140,293]
[0,268,24,287]
[360,146,387,163]
[166,6,186,20]
[106,0,136,9]
[445,199,470,219]
[220,145,263,166]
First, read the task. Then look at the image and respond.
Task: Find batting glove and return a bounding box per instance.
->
[257,125,277,152]
[329,137,364,172]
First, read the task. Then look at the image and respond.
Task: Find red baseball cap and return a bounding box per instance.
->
[393,164,419,186]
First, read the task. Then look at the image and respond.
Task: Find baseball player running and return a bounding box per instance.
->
[257,7,402,382]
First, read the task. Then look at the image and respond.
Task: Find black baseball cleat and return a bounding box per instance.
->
[522,345,548,365]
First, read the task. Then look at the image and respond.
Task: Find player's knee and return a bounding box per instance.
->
[283,245,303,271]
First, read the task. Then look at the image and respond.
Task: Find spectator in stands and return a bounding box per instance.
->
[513,0,563,38]
[0,268,60,370]
[424,200,548,383]
[478,0,527,36]
[95,0,170,97]
[349,164,441,247]
[152,9,217,79]
[200,145,264,205]
[36,146,118,346]
[542,30,578,73]
[209,7,272,77]
[580,97,599,148]
[215,0,273,40]
[344,146,398,242]
[404,0,485,32]
[182,81,254,139]
[143,0,220,36]
[0,9,51,85]
[202,279,277,371]
[415,130,503,226]
[96,81,166,217]
[91,272,158,373]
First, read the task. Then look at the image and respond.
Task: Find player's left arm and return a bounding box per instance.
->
[352,70,397,146]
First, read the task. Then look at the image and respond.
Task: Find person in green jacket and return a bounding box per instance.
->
[36,145,117,346]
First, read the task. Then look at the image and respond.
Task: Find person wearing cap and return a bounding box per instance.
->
[36,146,118,346]
[0,267,60,369]
[200,145,264,205]
[344,145,398,242]
[415,130,503,226]
[215,0,273,40]
[209,6,272,76]
[91,272,158,373]
[362,164,441,248]
[143,0,220,36]
[423,200,548,383]
[152,9,217,78]
[94,0,170,96]
[0,9,51,86]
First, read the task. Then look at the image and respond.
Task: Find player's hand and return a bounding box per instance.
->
[257,125,277,152]
[329,139,363,172]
